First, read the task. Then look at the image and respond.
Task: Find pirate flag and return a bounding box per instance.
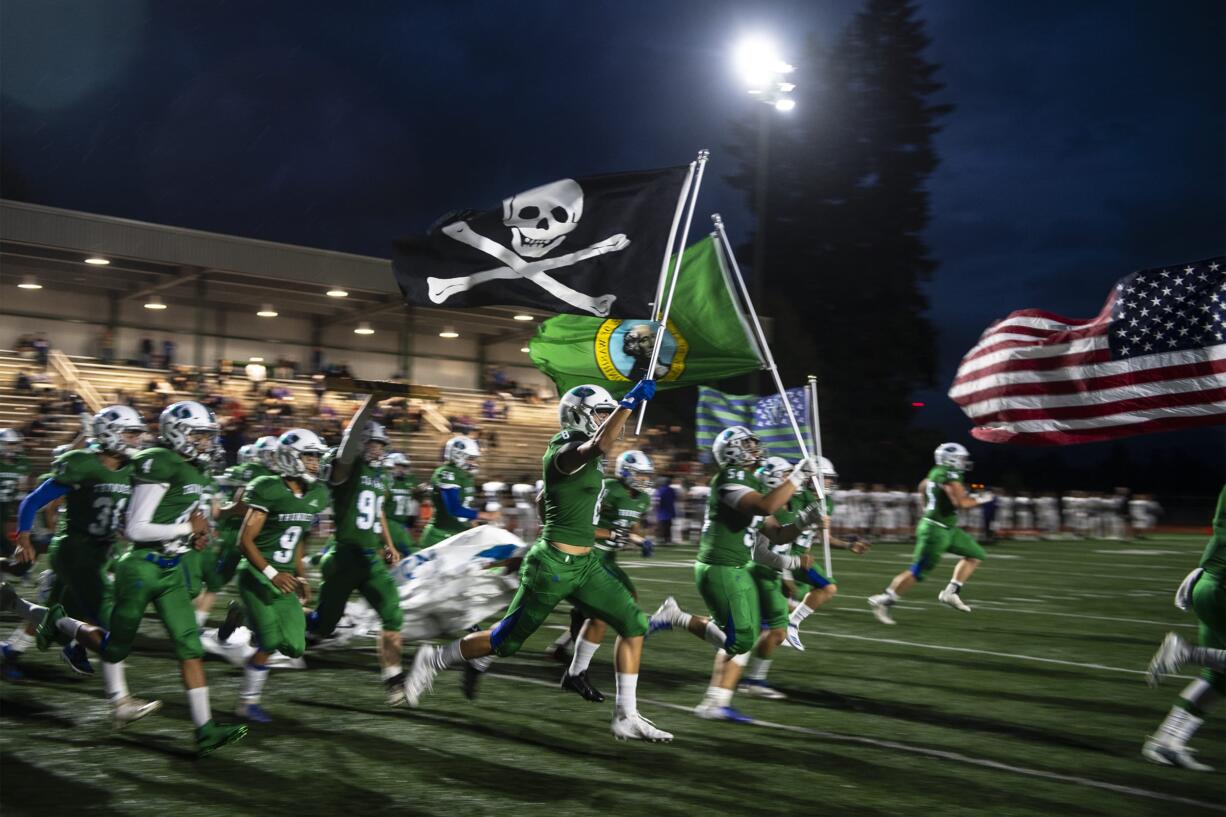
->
[393,166,690,318]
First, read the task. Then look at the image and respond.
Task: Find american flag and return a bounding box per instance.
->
[949,257,1226,445]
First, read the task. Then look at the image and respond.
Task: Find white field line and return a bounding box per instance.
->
[489,673,1224,813]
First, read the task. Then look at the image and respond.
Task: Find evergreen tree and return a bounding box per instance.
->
[725,0,952,480]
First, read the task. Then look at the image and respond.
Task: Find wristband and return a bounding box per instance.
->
[263,564,279,580]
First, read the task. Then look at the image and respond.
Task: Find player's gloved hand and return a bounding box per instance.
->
[796,501,827,529]
[383,543,401,566]
[798,553,814,571]
[271,572,299,594]
[14,532,35,564]
[610,527,630,549]
[788,456,819,488]
[618,379,656,410]
[847,539,870,555]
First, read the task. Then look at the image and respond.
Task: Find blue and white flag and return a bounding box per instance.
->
[696,385,808,462]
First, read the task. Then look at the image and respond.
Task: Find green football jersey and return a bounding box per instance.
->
[697,466,763,567]
[595,478,651,552]
[130,446,209,553]
[50,449,132,547]
[540,430,604,547]
[428,465,476,534]
[388,473,419,523]
[921,464,962,527]
[0,454,31,503]
[242,474,329,573]
[218,462,274,534]
[1199,483,1226,577]
[330,460,388,549]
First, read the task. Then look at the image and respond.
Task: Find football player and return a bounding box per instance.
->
[418,437,499,549]
[383,452,422,556]
[867,442,992,625]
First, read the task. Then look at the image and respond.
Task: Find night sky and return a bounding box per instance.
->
[2,0,1223,470]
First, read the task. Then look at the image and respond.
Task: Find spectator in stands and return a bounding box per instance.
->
[482,397,497,421]
[162,338,176,368]
[486,429,500,450]
[13,368,32,393]
[312,376,326,410]
[245,358,267,395]
[139,336,154,368]
[654,476,677,544]
[32,333,49,368]
[98,328,115,363]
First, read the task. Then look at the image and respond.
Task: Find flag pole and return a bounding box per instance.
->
[712,213,828,518]
[808,374,832,577]
[635,148,710,435]
[651,162,698,324]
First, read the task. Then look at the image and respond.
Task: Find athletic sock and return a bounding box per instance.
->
[432,639,464,671]
[746,657,771,682]
[469,655,494,672]
[55,615,88,642]
[13,598,47,624]
[1177,678,1218,717]
[381,664,403,682]
[568,638,600,675]
[241,663,270,704]
[194,609,209,629]
[186,686,212,728]
[6,627,34,653]
[1186,645,1226,672]
[703,686,733,708]
[102,661,129,702]
[1155,705,1202,748]
[702,620,726,649]
[945,580,964,595]
[884,588,901,604]
[671,608,694,630]
[615,673,638,718]
[789,603,814,627]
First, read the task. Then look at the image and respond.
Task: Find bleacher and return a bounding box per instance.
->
[0,351,668,482]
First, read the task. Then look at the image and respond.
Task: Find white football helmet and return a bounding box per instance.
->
[91,404,146,459]
[362,421,389,463]
[275,428,328,483]
[820,456,838,488]
[755,456,794,490]
[383,451,410,473]
[252,435,280,470]
[934,442,972,471]
[615,449,654,492]
[444,436,481,472]
[0,428,23,456]
[237,443,257,465]
[158,401,218,464]
[558,384,618,435]
[712,426,762,468]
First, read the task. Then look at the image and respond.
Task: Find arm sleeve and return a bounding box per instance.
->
[438,486,478,520]
[125,482,193,543]
[749,534,799,571]
[719,484,753,509]
[17,479,71,532]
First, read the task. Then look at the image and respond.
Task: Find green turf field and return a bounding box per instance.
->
[1,534,1221,817]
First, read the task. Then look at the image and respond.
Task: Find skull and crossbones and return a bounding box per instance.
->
[427,179,628,316]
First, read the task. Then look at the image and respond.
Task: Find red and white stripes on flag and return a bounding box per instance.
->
[950,257,1226,445]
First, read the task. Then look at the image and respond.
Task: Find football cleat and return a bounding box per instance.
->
[1146,632,1190,687]
[235,703,274,723]
[385,671,408,707]
[60,642,94,675]
[612,713,673,743]
[647,596,683,637]
[34,604,66,651]
[1141,737,1213,771]
[693,703,753,724]
[195,721,248,757]
[737,679,787,700]
[867,594,896,625]
[404,645,439,708]
[0,582,20,613]
[783,623,806,651]
[938,588,972,612]
[560,670,606,703]
[0,643,25,681]
[217,601,244,644]
[113,696,162,728]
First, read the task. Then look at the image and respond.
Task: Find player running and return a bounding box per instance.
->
[2,401,248,755]
[306,396,408,705]
[383,452,421,556]
[1142,482,1226,771]
[406,381,674,742]
[647,426,823,721]
[559,449,655,703]
[867,443,992,625]
[418,437,499,549]
[233,429,330,722]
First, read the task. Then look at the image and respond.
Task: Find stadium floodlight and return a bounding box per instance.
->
[354,322,375,335]
[439,326,459,338]
[257,304,278,317]
[144,295,167,310]
[250,356,264,362]
[18,275,42,289]
[84,256,110,265]
[734,35,797,112]
[326,287,349,298]
[513,314,534,321]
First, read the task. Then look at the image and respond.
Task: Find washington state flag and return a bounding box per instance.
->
[528,235,765,397]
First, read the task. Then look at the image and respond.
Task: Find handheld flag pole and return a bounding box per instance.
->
[808,374,833,577]
[713,213,830,550]
[635,149,710,435]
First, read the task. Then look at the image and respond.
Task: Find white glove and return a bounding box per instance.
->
[788,456,819,488]
[796,501,826,529]
[1175,567,1203,611]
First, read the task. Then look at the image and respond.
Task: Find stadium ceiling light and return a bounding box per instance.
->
[513,314,534,321]
[326,287,349,298]
[249,356,264,362]
[18,276,42,289]
[144,295,167,310]
[84,256,110,265]
[257,304,278,317]
[774,98,796,112]
[354,322,375,335]
[439,325,459,338]
[520,346,530,353]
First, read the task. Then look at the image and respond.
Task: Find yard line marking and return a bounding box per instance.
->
[490,673,1224,813]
